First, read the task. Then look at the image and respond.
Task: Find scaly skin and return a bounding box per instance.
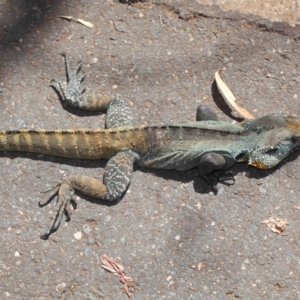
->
[1,54,300,239]
[0,127,148,159]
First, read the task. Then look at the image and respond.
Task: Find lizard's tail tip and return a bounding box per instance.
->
[286,118,300,136]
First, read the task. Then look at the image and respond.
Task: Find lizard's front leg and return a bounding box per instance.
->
[198,153,236,193]
[40,150,140,239]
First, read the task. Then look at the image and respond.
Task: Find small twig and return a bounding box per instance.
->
[101,255,135,298]
[47,15,94,29]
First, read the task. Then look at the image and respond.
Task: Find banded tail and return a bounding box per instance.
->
[0,127,148,159]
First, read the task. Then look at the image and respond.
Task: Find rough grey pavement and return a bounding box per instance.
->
[1,1,300,299]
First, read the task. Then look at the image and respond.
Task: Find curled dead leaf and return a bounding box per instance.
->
[215,69,255,120]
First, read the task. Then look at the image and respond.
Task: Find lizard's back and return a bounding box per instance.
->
[138,121,255,171]
[0,121,250,167]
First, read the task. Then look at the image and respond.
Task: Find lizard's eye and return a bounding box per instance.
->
[265,147,278,155]
[291,137,297,144]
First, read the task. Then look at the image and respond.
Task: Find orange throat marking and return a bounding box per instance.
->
[249,160,269,169]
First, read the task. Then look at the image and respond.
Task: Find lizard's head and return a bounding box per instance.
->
[248,117,300,169]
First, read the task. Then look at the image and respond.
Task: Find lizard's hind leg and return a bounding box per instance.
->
[59,54,136,128]
[53,54,134,128]
[40,150,140,239]
[105,95,134,128]
[52,53,115,111]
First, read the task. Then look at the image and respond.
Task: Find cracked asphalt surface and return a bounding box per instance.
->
[1,1,300,299]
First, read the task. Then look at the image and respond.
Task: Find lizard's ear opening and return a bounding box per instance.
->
[265,147,278,155]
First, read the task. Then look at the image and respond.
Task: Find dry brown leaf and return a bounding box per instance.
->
[198,262,206,271]
[195,202,203,211]
[101,255,135,298]
[261,217,288,234]
[47,15,94,28]
[215,69,255,120]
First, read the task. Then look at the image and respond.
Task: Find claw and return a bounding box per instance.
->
[199,174,218,194]
[210,171,235,185]
[40,201,66,240]
[40,232,51,240]
[80,86,86,95]
[200,170,235,193]
[50,80,60,90]
[38,192,58,207]
[41,183,61,194]
[76,62,83,73]
[38,184,60,207]
[40,181,75,239]
[79,74,86,82]
[64,196,78,221]
[51,80,67,100]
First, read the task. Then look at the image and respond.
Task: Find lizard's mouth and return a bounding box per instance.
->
[248,159,273,169]
[249,138,300,170]
[248,152,279,169]
[235,150,249,163]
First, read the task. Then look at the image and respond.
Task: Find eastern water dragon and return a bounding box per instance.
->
[1,54,300,239]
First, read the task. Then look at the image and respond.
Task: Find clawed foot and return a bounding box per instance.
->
[39,182,78,240]
[200,170,235,194]
[51,53,86,108]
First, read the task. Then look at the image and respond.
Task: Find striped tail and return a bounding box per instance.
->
[0,127,148,159]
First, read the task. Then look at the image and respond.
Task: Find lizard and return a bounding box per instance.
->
[1,54,300,239]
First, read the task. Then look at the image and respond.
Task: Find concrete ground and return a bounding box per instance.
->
[0,0,300,299]
[196,0,300,27]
